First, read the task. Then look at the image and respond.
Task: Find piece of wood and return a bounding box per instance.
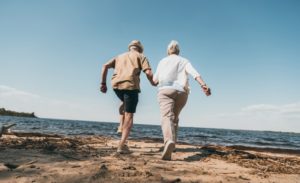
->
[7,132,61,138]
[1,124,61,138]
[0,124,16,137]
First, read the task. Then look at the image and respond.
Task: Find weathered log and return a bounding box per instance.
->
[1,124,61,138]
[5,132,61,138]
[0,124,16,137]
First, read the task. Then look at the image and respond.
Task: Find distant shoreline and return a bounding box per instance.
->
[0,108,37,118]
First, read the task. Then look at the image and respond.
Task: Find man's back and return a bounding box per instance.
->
[111,50,151,91]
[100,40,157,154]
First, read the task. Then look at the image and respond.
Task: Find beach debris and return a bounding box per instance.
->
[1,134,300,177]
[143,159,148,165]
[26,160,38,165]
[123,165,137,170]
[161,177,181,183]
[1,123,60,139]
[145,171,153,177]
[119,170,144,177]
[60,153,82,161]
[238,175,250,180]
[71,165,81,168]
[29,164,36,169]
[100,164,108,171]
[196,146,300,174]
[0,123,16,137]
[44,142,57,152]
[91,164,109,180]
[4,162,19,170]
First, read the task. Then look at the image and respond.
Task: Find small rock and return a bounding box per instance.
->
[161,177,181,183]
[123,165,136,170]
[143,160,147,165]
[71,165,81,168]
[100,164,108,170]
[238,175,250,180]
[145,171,153,177]
[4,163,19,170]
[29,165,36,169]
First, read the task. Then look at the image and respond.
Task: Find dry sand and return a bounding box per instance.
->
[0,134,299,183]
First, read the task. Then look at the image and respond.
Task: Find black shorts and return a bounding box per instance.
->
[114,89,139,113]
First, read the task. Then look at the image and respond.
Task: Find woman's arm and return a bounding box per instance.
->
[195,76,211,96]
[145,69,158,86]
[186,62,211,96]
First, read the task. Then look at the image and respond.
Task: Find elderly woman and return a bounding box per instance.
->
[153,40,211,160]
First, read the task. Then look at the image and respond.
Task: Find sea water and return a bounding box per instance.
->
[1,116,299,151]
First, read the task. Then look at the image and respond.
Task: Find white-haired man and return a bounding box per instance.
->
[153,40,211,160]
[101,40,156,153]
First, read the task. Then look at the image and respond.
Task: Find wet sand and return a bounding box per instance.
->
[0,134,299,183]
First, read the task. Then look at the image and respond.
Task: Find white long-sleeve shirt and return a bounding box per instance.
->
[153,55,200,93]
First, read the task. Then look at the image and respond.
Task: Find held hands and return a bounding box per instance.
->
[201,85,211,96]
[151,80,159,86]
[100,83,107,93]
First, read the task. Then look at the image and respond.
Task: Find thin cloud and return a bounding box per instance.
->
[0,85,102,121]
[241,103,300,118]
[241,104,279,113]
[0,85,40,99]
[206,103,300,132]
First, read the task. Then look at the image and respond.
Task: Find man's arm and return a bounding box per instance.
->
[144,69,158,86]
[100,59,115,93]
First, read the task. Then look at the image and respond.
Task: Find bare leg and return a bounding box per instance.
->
[118,112,133,147]
[117,102,124,133]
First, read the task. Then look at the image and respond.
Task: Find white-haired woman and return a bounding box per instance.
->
[153,40,211,160]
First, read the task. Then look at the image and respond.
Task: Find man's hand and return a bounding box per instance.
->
[100,83,107,93]
[145,69,158,87]
[151,80,158,86]
[201,85,211,96]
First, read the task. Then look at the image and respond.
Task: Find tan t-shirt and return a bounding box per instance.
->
[105,50,151,91]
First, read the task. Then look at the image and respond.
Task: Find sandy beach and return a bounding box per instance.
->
[0,134,299,183]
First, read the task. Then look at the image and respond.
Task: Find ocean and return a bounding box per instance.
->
[1,116,300,151]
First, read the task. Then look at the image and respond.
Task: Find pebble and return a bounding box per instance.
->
[123,165,136,170]
[4,163,19,170]
[29,165,36,168]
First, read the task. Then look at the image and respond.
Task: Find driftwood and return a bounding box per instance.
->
[7,132,62,138]
[0,124,16,137]
[0,124,61,138]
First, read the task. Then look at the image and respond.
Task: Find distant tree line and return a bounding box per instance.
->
[0,108,37,118]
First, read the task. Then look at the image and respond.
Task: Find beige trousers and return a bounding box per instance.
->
[158,89,188,144]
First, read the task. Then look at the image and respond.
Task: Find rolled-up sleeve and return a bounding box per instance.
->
[141,57,151,72]
[186,62,200,79]
[153,62,161,81]
[105,57,116,68]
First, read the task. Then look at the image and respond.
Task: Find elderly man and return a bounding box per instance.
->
[100,40,156,153]
[153,40,211,160]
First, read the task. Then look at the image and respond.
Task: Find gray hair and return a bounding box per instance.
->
[128,40,144,53]
[167,40,180,55]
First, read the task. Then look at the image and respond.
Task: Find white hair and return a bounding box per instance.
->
[167,40,180,55]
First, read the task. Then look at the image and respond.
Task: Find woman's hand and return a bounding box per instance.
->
[195,76,211,96]
[201,85,211,96]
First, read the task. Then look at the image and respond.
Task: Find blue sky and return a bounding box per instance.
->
[0,0,300,132]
